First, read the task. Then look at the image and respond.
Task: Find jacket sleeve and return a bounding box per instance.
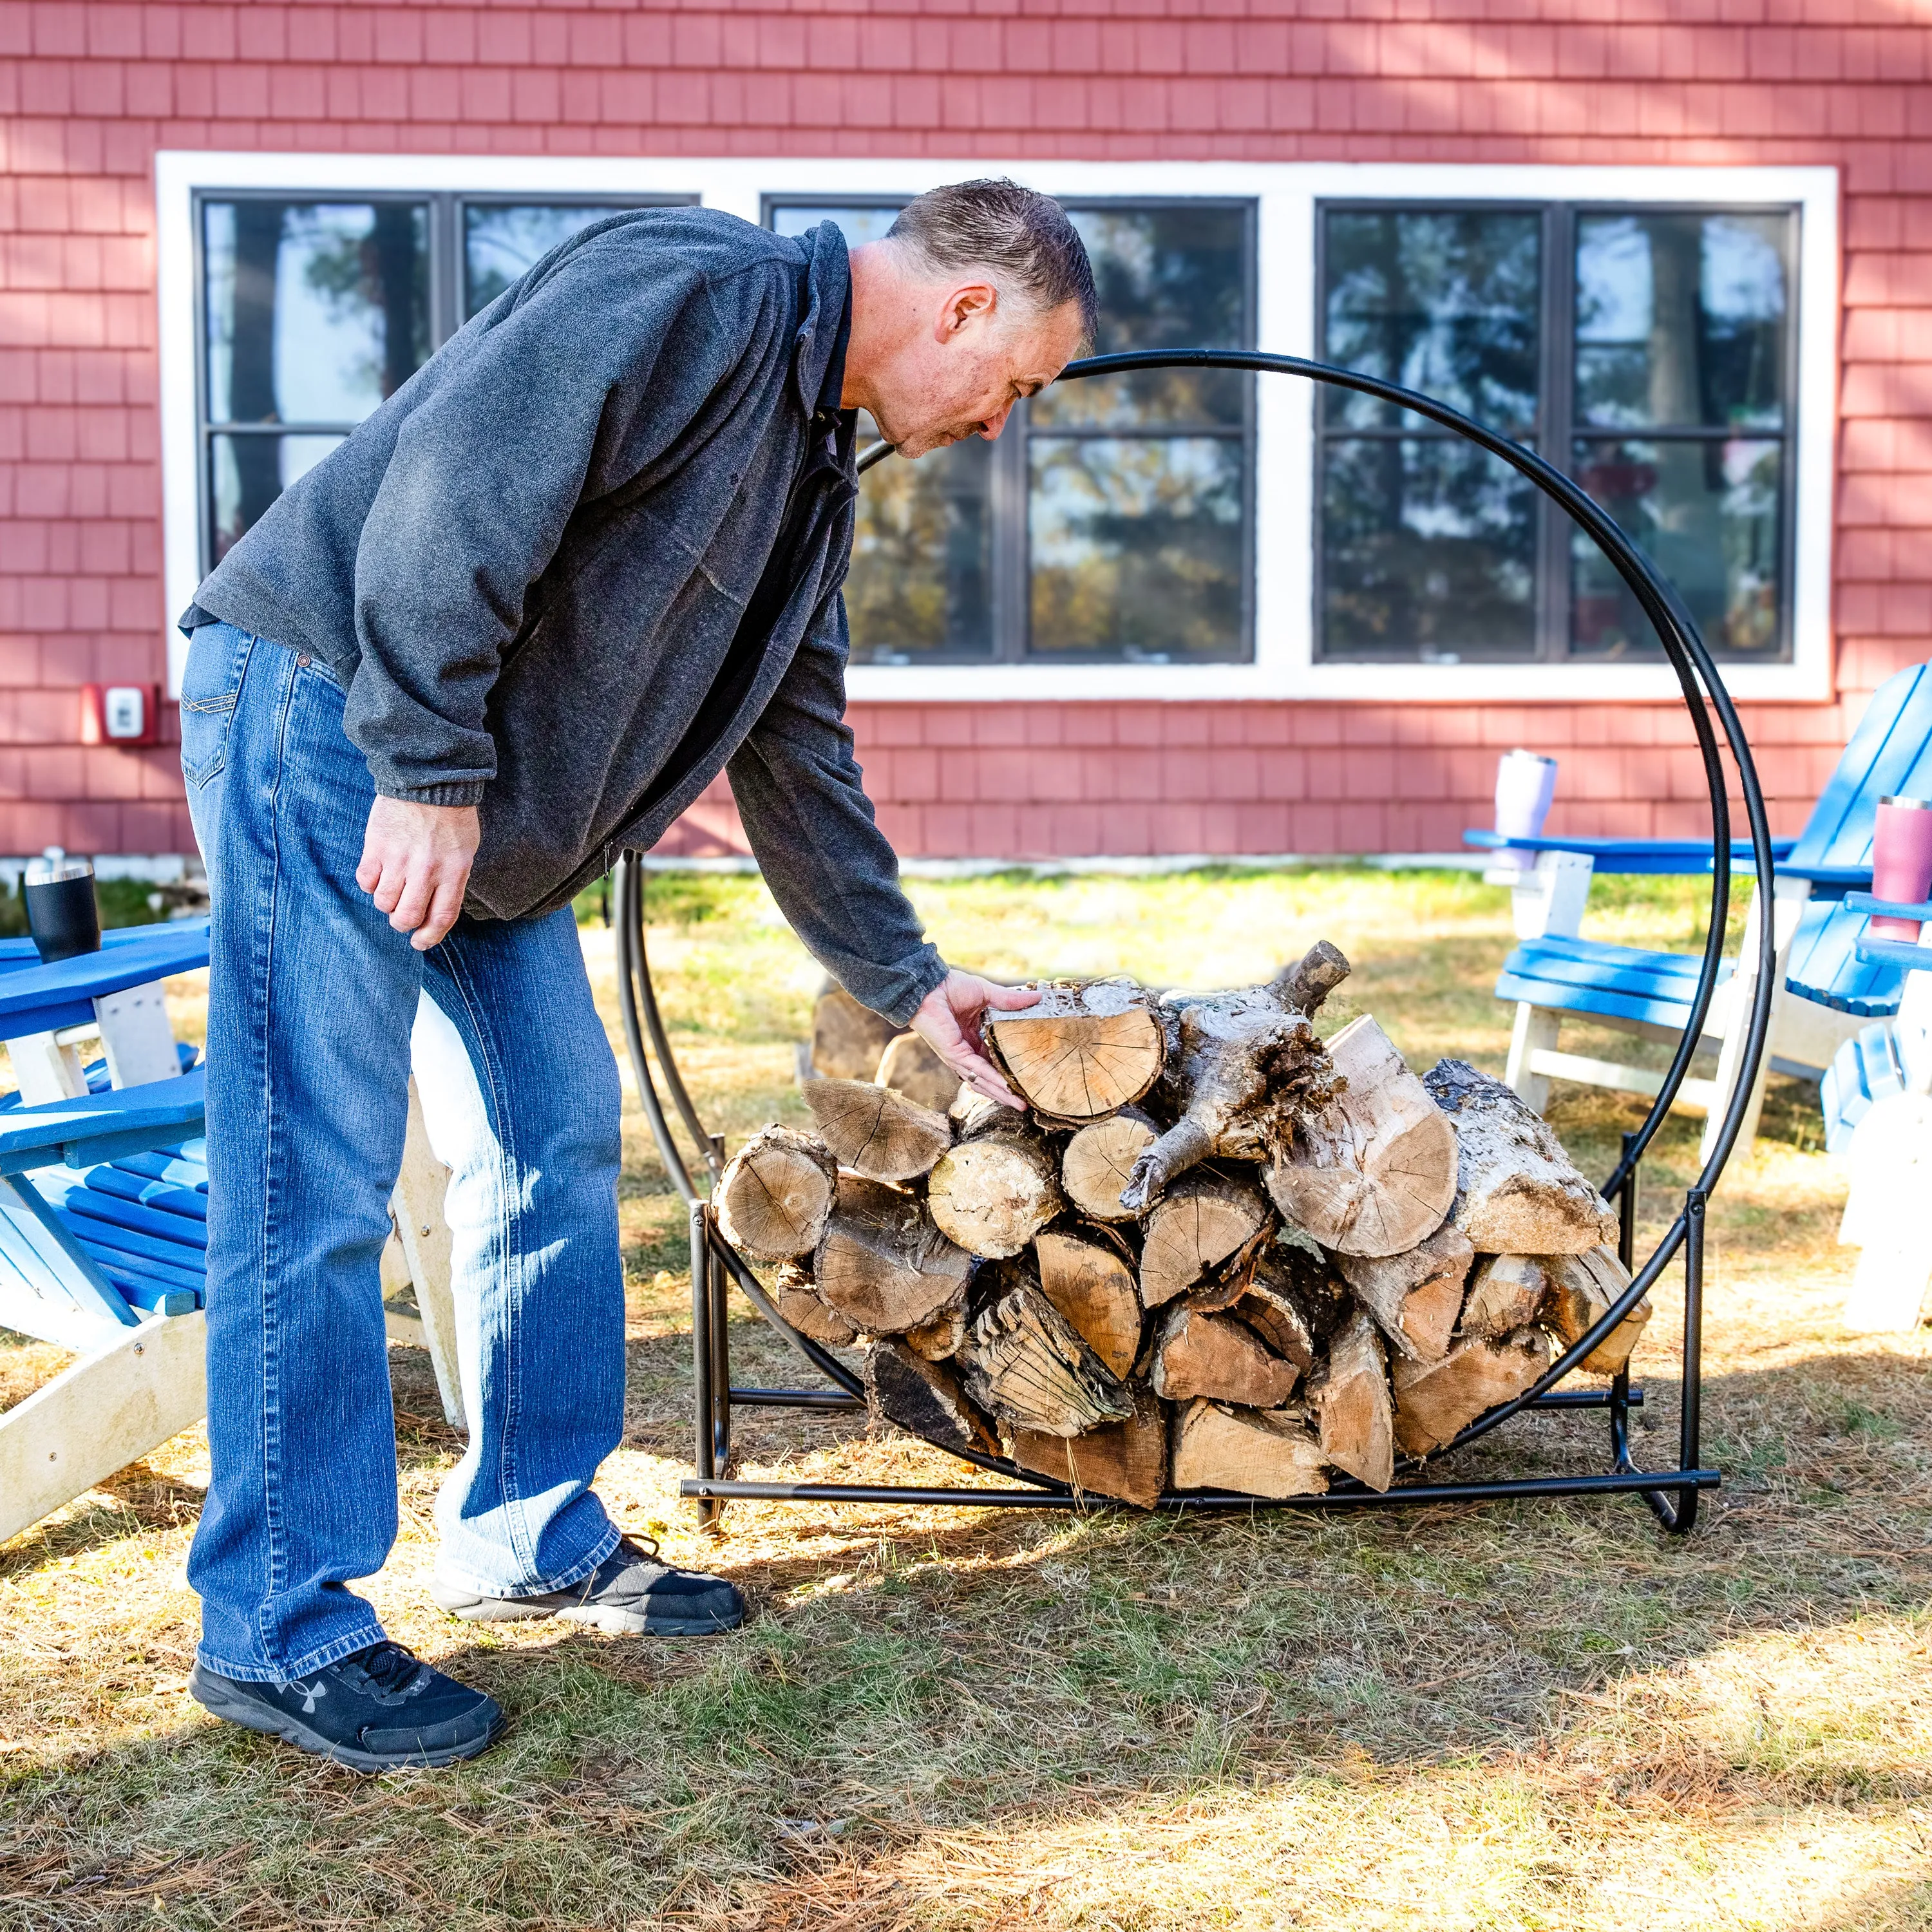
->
[343,257,744,806]
[726,594,948,1027]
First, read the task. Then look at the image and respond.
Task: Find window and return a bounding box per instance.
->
[194,193,692,570]
[768,197,1256,666]
[1316,202,1798,665]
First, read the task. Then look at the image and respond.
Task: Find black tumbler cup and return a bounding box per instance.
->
[23,856,101,964]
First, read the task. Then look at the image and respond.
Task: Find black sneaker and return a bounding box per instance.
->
[188,1641,505,1770]
[430,1535,745,1636]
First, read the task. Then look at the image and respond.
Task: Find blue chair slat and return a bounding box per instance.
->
[1785,899,1911,1015]
[1498,935,1733,1032]
[1845,891,1932,922]
[1854,933,1932,972]
[61,1185,208,1251]
[1786,664,1932,873]
[1821,1021,1908,1155]
[0,922,211,1039]
[91,1261,200,1317]
[83,1166,208,1220]
[0,923,208,970]
[0,1067,207,1177]
[115,1144,208,1191]
[52,1209,208,1287]
[1464,830,1795,875]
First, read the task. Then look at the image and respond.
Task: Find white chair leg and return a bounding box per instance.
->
[1507,1003,1558,1114]
[8,1030,90,1106]
[390,1077,466,1434]
[0,1309,207,1544]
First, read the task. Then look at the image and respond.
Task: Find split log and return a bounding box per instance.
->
[1542,1244,1651,1374]
[985,981,1165,1124]
[1458,1254,1549,1341]
[801,1078,952,1184]
[1235,1269,1318,1376]
[1010,1387,1168,1509]
[1170,1399,1329,1498]
[810,981,901,1082]
[1309,1309,1394,1492]
[1119,952,1342,1211]
[1150,1305,1300,1408]
[875,1031,962,1113]
[715,1125,838,1260]
[772,1260,858,1348]
[1035,1228,1143,1379]
[1250,1244,1352,1349]
[925,1120,1063,1260]
[1336,1223,1475,1365]
[1138,1170,1272,1307]
[1392,1326,1553,1456]
[1422,1059,1619,1255]
[958,1284,1133,1438]
[864,1340,994,1455]
[1265,1016,1458,1257]
[905,1300,967,1361]
[1061,1110,1158,1222]
[814,1178,973,1336]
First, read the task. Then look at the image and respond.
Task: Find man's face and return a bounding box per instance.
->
[866,285,1087,460]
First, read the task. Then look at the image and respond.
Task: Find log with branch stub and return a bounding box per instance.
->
[1010,1387,1168,1510]
[1138,1170,1273,1308]
[802,1078,952,1184]
[1265,1016,1459,1258]
[1035,1228,1143,1380]
[1391,1325,1553,1456]
[715,1125,838,1261]
[1061,1110,1158,1222]
[813,1177,972,1336]
[1150,1304,1301,1408]
[1170,1399,1329,1498]
[1457,1254,1549,1341]
[1117,944,1348,1213]
[875,1031,962,1114]
[1423,1059,1619,1255]
[864,1340,994,1456]
[958,1283,1135,1438]
[924,1115,1064,1260]
[985,981,1166,1124]
[1542,1244,1650,1374]
[1309,1308,1394,1492]
[1335,1222,1474,1365]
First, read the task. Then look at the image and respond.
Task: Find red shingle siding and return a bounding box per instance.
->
[3,0,1929,862]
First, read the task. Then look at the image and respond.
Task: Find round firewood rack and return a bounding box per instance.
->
[618,349,1776,1534]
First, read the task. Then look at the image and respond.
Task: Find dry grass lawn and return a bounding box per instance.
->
[1,868,1927,1931]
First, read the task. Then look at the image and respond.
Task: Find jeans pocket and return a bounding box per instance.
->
[178,623,252,791]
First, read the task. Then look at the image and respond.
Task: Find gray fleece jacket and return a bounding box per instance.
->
[183,209,945,1026]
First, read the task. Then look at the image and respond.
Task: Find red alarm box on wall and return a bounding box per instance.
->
[79,683,162,748]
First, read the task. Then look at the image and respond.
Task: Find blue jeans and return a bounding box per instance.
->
[180,621,625,1683]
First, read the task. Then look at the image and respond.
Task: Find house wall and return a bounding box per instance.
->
[3,0,1929,865]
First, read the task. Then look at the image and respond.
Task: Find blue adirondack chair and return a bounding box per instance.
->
[1466,661,1932,1163]
[0,922,463,1544]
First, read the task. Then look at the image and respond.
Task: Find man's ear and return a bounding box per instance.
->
[935,281,998,344]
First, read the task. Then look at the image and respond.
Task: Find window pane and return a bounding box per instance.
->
[1575,212,1791,431]
[204,200,429,426]
[1028,437,1243,663]
[209,433,345,562]
[464,204,629,318]
[1319,437,1538,662]
[1031,205,1249,430]
[768,204,904,247]
[1570,438,1784,660]
[1321,209,1541,435]
[846,413,994,664]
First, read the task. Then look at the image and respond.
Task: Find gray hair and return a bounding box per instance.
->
[887,180,1098,345]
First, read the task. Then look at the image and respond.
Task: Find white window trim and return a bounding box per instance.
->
[156,153,1837,703]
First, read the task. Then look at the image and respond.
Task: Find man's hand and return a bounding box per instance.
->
[356,797,480,951]
[911,971,1040,1110]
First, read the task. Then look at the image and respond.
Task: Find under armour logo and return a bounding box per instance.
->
[299,1680,328,1714]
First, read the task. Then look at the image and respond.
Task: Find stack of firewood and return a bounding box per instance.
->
[723,949,1649,1507]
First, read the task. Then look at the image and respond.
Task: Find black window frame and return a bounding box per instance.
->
[192,188,694,576]
[764,192,1260,668]
[1312,196,1803,667]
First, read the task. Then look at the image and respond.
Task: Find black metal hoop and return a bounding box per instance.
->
[622,349,1773,1534]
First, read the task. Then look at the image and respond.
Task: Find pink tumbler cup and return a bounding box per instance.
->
[1871,795,1932,941]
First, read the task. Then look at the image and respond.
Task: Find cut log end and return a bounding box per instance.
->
[1337,1223,1475,1365]
[1312,1309,1394,1492]
[1543,1244,1651,1374]
[1035,1229,1143,1380]
[715,1124,838,1261]
[1151,1304,1300,1408]
[1139,1171,1272,1307]
[814,1183,972,1336]
[925,1129,1063,1260]
[1061,1112,1159,1222]
[801,1078,953,1183]
[959,1284,1133,1438]
[1170,1399,1329,1498]
[810,982,902,1083]
[987,983,1165,1122]
[1392,1326,1553,1457]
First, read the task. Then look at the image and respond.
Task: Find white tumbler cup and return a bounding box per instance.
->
[1493,750,1558,873]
